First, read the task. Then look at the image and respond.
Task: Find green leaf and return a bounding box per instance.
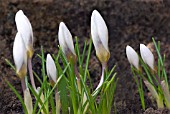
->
[5,79,28,114]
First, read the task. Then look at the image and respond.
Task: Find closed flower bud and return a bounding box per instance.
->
[15,10,34,58]
[140,44,155,70]
[161,80,170,108]
[24,88,33,114]
[58,22,76,62]
[36,87,46,114]
[126,45,139,69]
[13,32,27,79]
[144,80,158,100]
[91,10,110,65]
[46,54,57,84]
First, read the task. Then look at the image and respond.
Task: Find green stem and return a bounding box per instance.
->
[132,68,145,110]
[156,95,164,109]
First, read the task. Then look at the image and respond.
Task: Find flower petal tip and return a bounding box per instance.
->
[126,45,139,70]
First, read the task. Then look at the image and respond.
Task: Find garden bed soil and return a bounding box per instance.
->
[1,0,170,114]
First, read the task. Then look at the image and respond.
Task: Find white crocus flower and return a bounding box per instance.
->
[91,10,110,65]
[126,45,139,69]
[13,32,27,79]
[58,22,76,61]
[140,44,155,70]
[91,10,110,91]
[15,10,34,58]
[24,88,33,114]
[46,54,57,83]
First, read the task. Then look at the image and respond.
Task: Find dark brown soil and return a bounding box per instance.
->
[1,0,170,114]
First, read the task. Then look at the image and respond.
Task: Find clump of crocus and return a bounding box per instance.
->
[9,9,117,114]
[126,38,170,110]
[91,10,110,90]
[15,10,36,90]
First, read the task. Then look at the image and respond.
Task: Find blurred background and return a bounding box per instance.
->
[0,0,170,113]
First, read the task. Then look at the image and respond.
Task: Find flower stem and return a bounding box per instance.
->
[95,63,106,90]
[74,65,81,93]
[155,74,162,86]
[21,77,26,94]
[156,95,164,109]
[74,65,80,79]
[28,58,36,90]
[55,89,60,114]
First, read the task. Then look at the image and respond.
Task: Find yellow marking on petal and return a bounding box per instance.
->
[66,51,77,64]
[96,44,110,64]
[16,65,27,79]
[49,79,55,87]
[27,47,34,59]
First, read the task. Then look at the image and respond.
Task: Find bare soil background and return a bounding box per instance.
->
[1,0,170,114]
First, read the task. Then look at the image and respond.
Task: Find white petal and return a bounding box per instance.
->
[15,10,33,51]
[91,10,109,52]
[36,87,41,94]
[13,32,27,73]
[126,45,139,69]
[140,44,154,70]
[24,88,33,114]
[46,54,57,82]
[58,22,75,55]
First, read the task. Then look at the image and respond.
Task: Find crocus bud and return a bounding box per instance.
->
[13,32,27,79]
[144,80,158,99]
[15,10,34,58]
[91,10,110,65]
[55,91,60,114]
[24,88,33,114]
[126,45,139,70]
[161,80,170,108]
[36,87,46,114]
[46,54,57,85]
[58,22,76,62]
[140,44,155,70]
